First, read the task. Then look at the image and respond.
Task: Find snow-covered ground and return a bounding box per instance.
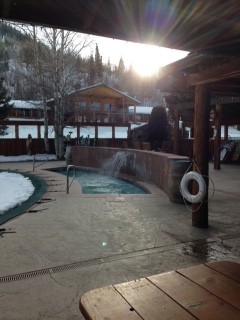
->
[1,123,240,139]
[0,171,35,215]
[0,124,131,139]
[0,153,57,162]
[0,154,57,216]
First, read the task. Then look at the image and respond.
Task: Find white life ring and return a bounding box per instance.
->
[180,171,206,204]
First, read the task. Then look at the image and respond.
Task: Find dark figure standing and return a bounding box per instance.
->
[148,106,171,151]
[26,134,32,155]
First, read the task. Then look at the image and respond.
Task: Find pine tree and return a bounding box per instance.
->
[88,53,95,85]
[0,43,9,73]
[0,77,13,135]
[117,57,125,75]
[95,44,103,80]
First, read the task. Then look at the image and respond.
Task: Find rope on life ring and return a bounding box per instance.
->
[180,171,206,204]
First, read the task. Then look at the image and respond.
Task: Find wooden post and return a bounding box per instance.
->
[122,98,125,123]
[112,125,115,139]
[173,109,180,154]
[224,125,228,140]
[214,104,222,170]
[192,85,210,228]
[37,125,41,139]
[15,125,19,139]
[77,125,80,140]
[95,125,98,139]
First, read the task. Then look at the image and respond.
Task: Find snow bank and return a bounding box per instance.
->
[0,172,35,215]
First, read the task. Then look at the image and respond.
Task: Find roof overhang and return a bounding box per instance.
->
[1,0,240,52]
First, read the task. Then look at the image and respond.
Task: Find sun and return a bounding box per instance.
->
[130,43,189,77]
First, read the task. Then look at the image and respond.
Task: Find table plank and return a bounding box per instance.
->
[206,261,240,282]
[149,271,240,320]
[115,278,195,320]
[178,264,240,310]
[80,285,142,320]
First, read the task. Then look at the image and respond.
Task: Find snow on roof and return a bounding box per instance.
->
[129,106,153,114]
[11,100,43,109]
[7,117,44,122]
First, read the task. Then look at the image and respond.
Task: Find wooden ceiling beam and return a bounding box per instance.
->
[158,76,193,93]
[210,82,240,96]
[168,102,194,110]
[187,58,240,86]
[160,77,240,97]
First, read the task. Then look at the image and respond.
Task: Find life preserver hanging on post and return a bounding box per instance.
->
[180,171,206,204]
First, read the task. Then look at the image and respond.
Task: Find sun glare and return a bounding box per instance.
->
[129,43,188,77]
[131,45,160,76]
[93,36,189,77]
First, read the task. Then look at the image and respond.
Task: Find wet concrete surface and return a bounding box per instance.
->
[0,160,239,319]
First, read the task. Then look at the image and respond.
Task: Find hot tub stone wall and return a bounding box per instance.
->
[71,146,190,203]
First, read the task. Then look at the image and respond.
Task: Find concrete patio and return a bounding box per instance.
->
[0,160,239,320]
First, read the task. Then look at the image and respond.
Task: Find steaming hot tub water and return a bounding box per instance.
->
[56,168,148,194]
[74,170,147,194]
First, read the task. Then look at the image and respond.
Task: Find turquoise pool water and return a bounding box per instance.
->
[53,168,148,194]
[75,170,147,194]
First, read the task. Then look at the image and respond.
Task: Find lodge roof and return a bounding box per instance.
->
[68,83,140,105]
[10,100,43,109]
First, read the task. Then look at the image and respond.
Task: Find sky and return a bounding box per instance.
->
[88,35,189,76]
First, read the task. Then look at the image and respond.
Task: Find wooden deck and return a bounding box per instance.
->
[80,260,240,320]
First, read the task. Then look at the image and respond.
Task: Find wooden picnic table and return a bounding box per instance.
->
[79,260,240,320]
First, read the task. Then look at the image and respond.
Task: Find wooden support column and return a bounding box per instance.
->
[77,125,80,140]
[214,104,222,170]
[112,125,115,139]
[37,125,41,139]
[95,125,98,139]
[122,98,125,123]
[192,85,210,228]
[224,125,228,140]
[173,109,180,154]
[15,125,19,139]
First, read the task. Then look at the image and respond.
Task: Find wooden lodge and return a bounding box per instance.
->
[0,84,141,152]
[46,83,140,140]
[7,100,44,120]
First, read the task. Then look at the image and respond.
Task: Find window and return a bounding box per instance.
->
[104,104,111,112]
[75,102,86,110]
[90,102,100,111]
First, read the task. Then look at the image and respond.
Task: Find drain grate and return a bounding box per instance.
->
[0,269,50,283]
[51,258,104,273]
[0,250,154,284]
